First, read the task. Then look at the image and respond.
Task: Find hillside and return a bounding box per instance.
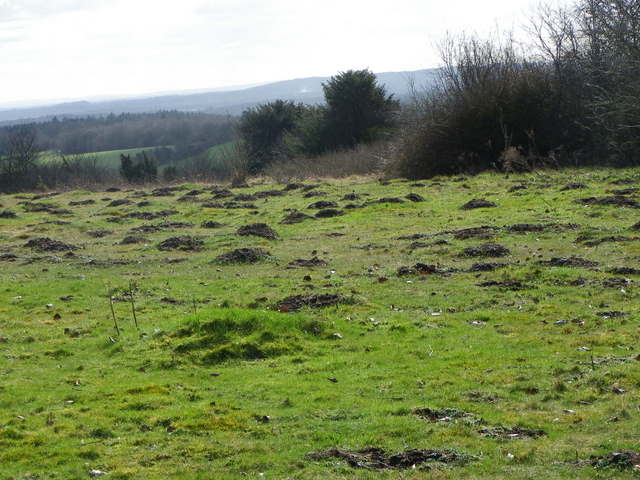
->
[0,69,437,124]
[0,169,639,478]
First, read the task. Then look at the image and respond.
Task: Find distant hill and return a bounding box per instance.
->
[0,69,438,124]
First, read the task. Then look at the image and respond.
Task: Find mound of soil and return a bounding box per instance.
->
[130,225,161,234]
[508,184,528,192]
[280,211,314,224]
[307,200,338,209]
[592,451,640,470]
[156,221,194,229]
[560,183,588,191]
[469,262,507,272]
[303,190,327,198]
[397,263,441,276]
[609,267,640,275]
[125,210,178,220]
[24,237,78,252]
[108,199,132,207]
[151,186,184,197]
[254,189,285,198]
[610,178,636,185]
[462,243,510,257]
[413,407,479,423]
[306,447,472,470]
[0,254,18,261]
[105,187,121,192]
[452,226,497,240]
[631,221,640,231]
[478,426,546,439]
[233,194,256,201]
[0,210,17,218]
[602,277,632,288]
[68,199,95,206]
[374,197,405,204]
[86,230,113,238]
[342,193,361,201]
[539,256,598,268]
[315,209,345,218]
[283,183,305,191]
[201,221,224,229]
[405,193,425,202]
[276,293,344,312]
[344,203,366,209]
[287,257,328,268]
[120,236,149,245]
[608,188,639,195]
[576,196,640,208]
[461,199,497,210]
[157,236,204,251]
[581,235,635,247]
[216,247,271,264]
[237,223,278,240]
[211,189,234,199]
[410,240,449,249]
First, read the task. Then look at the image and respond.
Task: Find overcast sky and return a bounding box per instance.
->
[1,0,549,107]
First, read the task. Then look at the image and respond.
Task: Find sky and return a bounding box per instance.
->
[1,0,549,107]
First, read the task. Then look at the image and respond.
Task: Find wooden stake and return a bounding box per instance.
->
[109,294,120,336]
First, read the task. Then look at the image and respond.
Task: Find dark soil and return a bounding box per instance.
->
[303,190,327,198]
[0,254,19,261]
[410,240,449,249]
[151,187,183,197]
[630,221,640,231]
[302,184,320,191]
[608,188,639,195]
[237,223,278,240]
[342,193,361,201]
[344,203,366,209]
[560,183,588,191]
[539,257,599,268]
[461,199,497,210]
[68,199,95,206]
[507,223,579,233]
[276,293,344,312]
[609,267,640,275]
[283,183,305,191]
[24,237,78,252]
[610,178,636,185]
[581,235,636,247]
[120,236,149,245]
[576,196,640,208]
[233,194,256,201]
[156,221,194,229]
[0,210,17,218]
[125,210,179,220]
[602,277,632,288]
[254,189,285,198]
[212,189,234,199]
[315,209,345,218]
[287,258,328,268]
[592,451,640,470]
[280,211,314,224]
[462,243,510,258]
[508,184,528,192]
[105,187,121,192]
[216,247,271,264]
[397,263,441,276]
[108,199,132,207]
[157,236,204,251]
[201,221,224,229]
[452,226,498,240]
[469,262,507,272]
[373,197,405,204]
[405,193,425,202]
[306,447,473,470]
[129,225,161,234]
[413,407,478,423]
[478,426,546,439]
[307,200,338,209]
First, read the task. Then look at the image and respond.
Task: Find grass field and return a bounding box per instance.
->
[1,168,639,479]
[39,147,170,169]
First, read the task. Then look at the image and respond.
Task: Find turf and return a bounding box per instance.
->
[0,168,639,479]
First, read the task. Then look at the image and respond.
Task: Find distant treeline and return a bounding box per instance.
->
[0,111,236,159]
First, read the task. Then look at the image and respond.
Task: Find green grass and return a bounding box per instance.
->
[38,146,171,169]
[1,168,640,478]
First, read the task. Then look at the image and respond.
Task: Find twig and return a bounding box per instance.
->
[109,294,120,336]
[129,281,139,331]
